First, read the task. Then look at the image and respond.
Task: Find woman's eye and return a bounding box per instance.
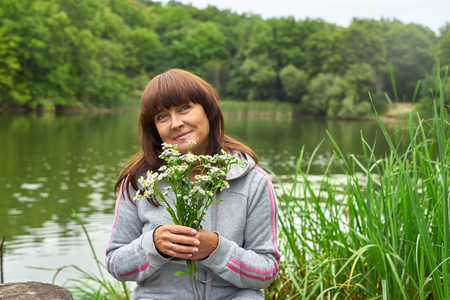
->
[180,105,190,111]
[156,113,168,121]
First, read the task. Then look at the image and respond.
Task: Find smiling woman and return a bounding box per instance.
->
[154,103,210,155]
[106,69,280,300]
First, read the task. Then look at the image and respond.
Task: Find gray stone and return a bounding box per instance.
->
[0,281,73,300]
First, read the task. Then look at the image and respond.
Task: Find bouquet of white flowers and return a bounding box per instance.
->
[134,140,243,277]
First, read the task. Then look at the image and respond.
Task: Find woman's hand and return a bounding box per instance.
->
[153,225,218,260]
[191,229,219,260]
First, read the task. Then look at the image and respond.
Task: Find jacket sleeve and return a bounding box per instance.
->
[199,166,280,288]
[105,183,172,282]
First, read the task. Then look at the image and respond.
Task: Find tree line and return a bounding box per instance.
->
[1,0,449,116]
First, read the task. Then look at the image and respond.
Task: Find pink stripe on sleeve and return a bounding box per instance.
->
[253,165,280,259]
[106,176,128,254]
[230,257,277,275]
[226,263,277,282]
[120,261,150,277]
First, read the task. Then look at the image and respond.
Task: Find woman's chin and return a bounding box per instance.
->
[175,144,189,155]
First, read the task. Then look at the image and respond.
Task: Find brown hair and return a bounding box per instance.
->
[115,69,258,205]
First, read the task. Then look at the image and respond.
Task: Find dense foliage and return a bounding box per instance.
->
[267,88,450,299]
[1,0,449,115]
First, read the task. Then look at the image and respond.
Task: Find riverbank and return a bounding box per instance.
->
[0,100,417,120]
[0,105,137,115]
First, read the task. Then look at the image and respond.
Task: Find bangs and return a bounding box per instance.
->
[147,82,193,116]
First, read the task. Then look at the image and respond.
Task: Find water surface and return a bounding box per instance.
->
[0,111,401,284]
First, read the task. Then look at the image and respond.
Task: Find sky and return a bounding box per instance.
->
[162,0,449,34]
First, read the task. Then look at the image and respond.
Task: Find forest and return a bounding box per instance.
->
[1,0,449,116]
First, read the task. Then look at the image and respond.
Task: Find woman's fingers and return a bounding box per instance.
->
[158,224,197,236]
[153,225,219,260]
[154,225,200,258]
[190,229,218,260]
[167,242,198,258]
[163,225,200,246]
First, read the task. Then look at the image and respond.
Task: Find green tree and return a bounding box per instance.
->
[326,76,347,116]
[325,64,374,117]
[383,22,437,101]
[437,23,450,67]
[0,0,442,114]
[152,4,193,44]
[301,73,340,115]
[279,64,308,103]
[302,23,341,76]
[228,19,278,100]
[340,19,387,94]
[125,27,163,76]
[269,17,310,68]
[0,0,79,108]
[342,19,387,69]
[56,0,103,34]
[343,63,376,100]
[416,65,450,116]
[0,22,23,106]
[108,0,150,27]
[240,58,277,100]
[169,21,228,75]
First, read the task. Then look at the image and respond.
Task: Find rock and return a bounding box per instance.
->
[0,281,73,300]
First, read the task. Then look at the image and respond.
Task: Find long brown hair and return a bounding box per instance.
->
[115,69,258,205]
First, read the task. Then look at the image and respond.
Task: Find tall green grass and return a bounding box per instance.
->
[267,76,449,299]
[33,209,132,300]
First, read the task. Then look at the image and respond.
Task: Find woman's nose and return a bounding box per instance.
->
[170,114,184,129]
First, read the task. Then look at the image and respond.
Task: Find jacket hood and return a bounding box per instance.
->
[226,151,255,181]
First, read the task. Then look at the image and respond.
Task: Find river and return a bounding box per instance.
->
[0,110,401,284]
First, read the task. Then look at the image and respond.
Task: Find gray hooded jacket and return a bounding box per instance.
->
[106,152,280,300]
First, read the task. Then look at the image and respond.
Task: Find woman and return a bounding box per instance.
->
[106,69,280,300]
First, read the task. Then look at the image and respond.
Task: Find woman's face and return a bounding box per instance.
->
[154,102,210,155]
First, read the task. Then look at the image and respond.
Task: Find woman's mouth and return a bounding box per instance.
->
[174,131,191,141]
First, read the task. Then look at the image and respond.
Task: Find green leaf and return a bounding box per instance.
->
[174,271,189,276]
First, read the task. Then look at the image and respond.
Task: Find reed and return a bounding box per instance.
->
[267,73,449,299]
[33,209,132,300]
[1,235,4,283]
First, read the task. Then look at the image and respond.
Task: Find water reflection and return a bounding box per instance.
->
[224,117,400,175]
[0,111,404,283]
